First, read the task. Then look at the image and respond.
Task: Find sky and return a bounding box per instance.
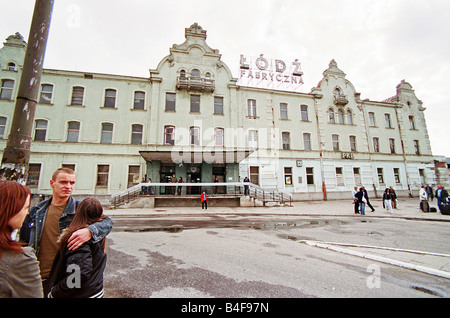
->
[2,0,450,157]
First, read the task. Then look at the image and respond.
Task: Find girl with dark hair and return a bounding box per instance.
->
[0,180,43,298]
[46,198,107,298]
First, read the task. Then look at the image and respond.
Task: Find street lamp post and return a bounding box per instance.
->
[0,0,54,183]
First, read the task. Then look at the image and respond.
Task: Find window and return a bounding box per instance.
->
[303,133,311,150]
[248,99,256,117]
[248,130,258,149]
[71,86,84,105]
[335,167,344,186]
[7,62,16,71]
[328,108,335,123]
[368,112,376,127]
[164,126,175,145]
[346,110,353,125]
[377,168,384,184]
[26,164,41,187]
[394,168,400,183]
[191,69,201,79]
[67,121,80,142]
[385,113,392,128]
[0,80,14,100]
[165,93,176,111]
[280,103,288,120]
[300,105,308,121]
[389,138,396,154]
[353,167,361,186]
[128,165,140,188]
[413,140,420,155]
[409,116,416,130]
[332,134,340,151]
[337,109,344,124]
[349,135,356,152]
[104,89,116,108]
[306,167,314,185]
[96,165,109,187]
[131,124,143,145]
[282,132,290,150]
[39,84,53,104]
[419,169,426,185]
[34,120,47,141]
[0,117,6,139]
[134,91,145,110]
[284,167,293,185]
[62,164,75,171]
[373,137,380,153]
[190,126,200,146]
[214,96,223,115]
[190,94,200,113]
[101,123,113,144]
[215,128,224,146]
[250,166,259,185]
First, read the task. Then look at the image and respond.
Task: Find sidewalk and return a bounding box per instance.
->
[105,197,450,221]
[105,197,450,282]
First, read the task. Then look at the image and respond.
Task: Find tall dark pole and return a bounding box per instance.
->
[0,0,54,184]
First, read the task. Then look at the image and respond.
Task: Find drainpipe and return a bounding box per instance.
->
[394,105,413,197]
[0,0,54,183]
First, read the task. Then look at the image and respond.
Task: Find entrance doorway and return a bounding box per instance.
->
[187,164,201,195]
[160,164,176,195]
[213,165,226,194]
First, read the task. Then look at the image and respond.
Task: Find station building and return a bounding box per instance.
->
[0,24,437,201]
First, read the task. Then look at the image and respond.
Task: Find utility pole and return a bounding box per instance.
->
[0,0,54,184]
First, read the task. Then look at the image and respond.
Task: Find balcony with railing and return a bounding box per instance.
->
[334,94,349,106]
[176,76,215,93]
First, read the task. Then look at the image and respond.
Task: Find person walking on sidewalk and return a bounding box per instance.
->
[361,186,375,212]
[354,187,366,215]
[382,188,393,213]
[201,191,208,210]
[352,186,359,214]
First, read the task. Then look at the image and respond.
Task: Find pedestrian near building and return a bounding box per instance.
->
[436,185,449,212]
[425,184,434,202]
[243,176,250,195]
[19,168,113,293]
[177,177,184,195]
[354,187,366,215]
[382,188,393,213]
[419,185,429,212]
[46,198,107,298]
[0,181,43,298]
[352,186,359,214]
[389,186,397,209]
[201,191,208,210]
[361,186,375,212]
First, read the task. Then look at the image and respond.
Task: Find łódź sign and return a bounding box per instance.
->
[237,54,304,92]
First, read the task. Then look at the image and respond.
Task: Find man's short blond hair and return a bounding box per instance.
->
[52,168,76,181]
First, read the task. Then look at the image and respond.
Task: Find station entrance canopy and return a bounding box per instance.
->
[139,149,253,164]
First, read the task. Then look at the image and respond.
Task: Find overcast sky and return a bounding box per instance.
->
[2,0,449,157]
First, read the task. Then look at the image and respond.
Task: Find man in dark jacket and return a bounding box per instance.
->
[20,168,113,290]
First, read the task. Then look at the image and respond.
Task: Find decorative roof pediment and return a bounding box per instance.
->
[171,23,220,56]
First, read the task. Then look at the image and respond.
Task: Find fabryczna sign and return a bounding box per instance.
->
[238,54,304,92]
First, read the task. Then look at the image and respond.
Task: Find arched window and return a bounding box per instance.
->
[346,110,353,125]
[191,69,201,78]
[337,109,344,124]
[328,108,335,124]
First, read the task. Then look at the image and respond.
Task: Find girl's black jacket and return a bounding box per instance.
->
[45,238,107,298]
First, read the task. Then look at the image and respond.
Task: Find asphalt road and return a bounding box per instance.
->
[103,214,450,299]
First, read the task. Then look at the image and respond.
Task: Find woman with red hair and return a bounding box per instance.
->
[0,180,43,298]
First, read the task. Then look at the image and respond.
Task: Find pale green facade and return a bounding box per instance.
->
[0,25,438,201]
